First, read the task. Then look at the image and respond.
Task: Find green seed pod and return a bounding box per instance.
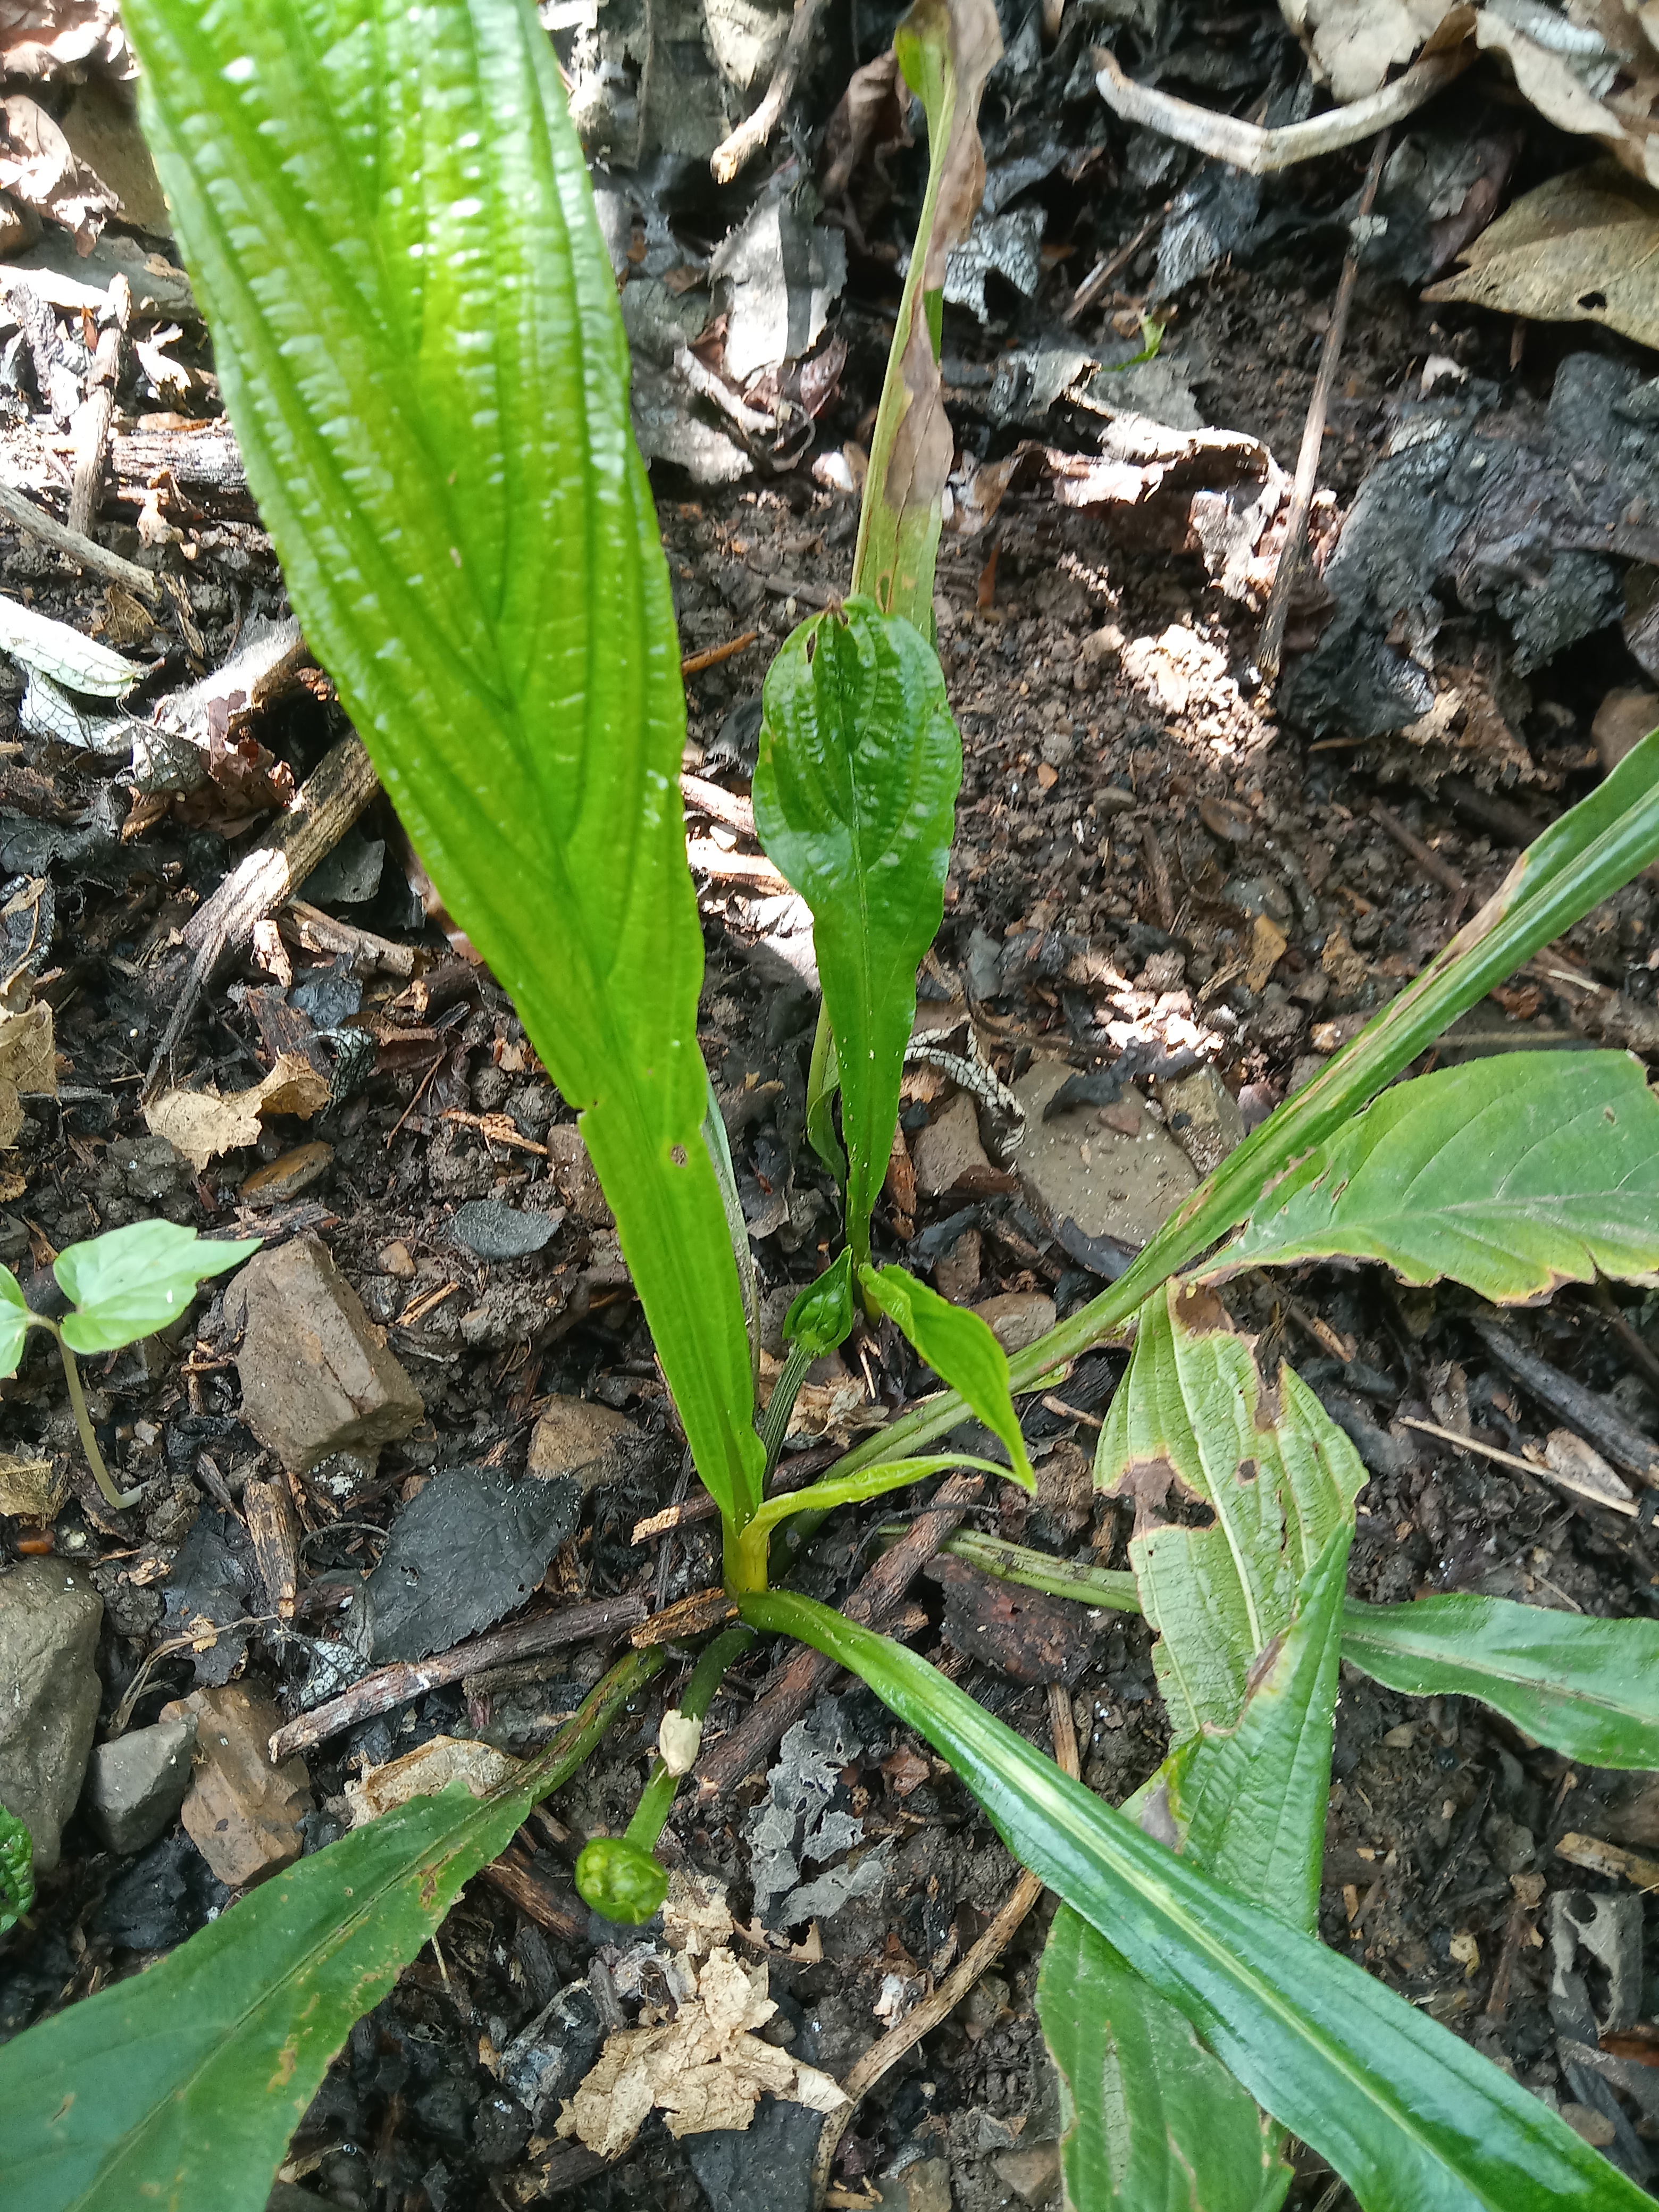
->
[575,1834,669,1925]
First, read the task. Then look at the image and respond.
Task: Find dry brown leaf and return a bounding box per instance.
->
[556,1947,846,2159]
[1246,914,1289,994]
[1424,162,1659,348]
[343,1735,519,1826]
[0,92,116,244]
[145,1050,330,1170]
[0,0,129,80]
[1279,0,1461,100]
[662,1867,736,1959]
[0,998,53,1151]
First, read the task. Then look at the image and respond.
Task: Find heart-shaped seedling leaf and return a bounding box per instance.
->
[55,1224,261,1355]
[0,1268,31,1378]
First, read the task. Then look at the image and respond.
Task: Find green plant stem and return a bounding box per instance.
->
[830,736,1659,1484]
[759,1338,815,1478]
[921,1527,1143,1611]
[622,1623,756,1852]
[53,1324,142,1510]
[735,1452,1017,1590]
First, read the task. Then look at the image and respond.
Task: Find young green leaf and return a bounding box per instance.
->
[0,1650,661,2212]
[1094,1284,1364,1740]
[854,0,1001,626]
[1343,1593,1659,1770]
[806,1010,847,1183]
[828,728,1659,1484]
[0,1264,31,1377]
[1037,1531,1351,2212]
[1,1803,34,1934]
[1213,1051,1659,1300]
[124,0,764,1530]
[55,1224,259,1355]
[754,601,960,1262]
[860,1261,1033,1487]
[741,1588,1646,2212]
[785,1247,856,1358]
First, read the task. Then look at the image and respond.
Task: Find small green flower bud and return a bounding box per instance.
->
[576,1834,669,1925]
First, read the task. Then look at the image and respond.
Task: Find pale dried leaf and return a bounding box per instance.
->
[145,1050,330,1170]
[0,591,143,696]
[343,1735,519,1826]
[1541,1427,1635,1510]
[0,92,116,242]
[662,1867,735,1959]
[1279,0,1462,99]
[0,0,130,80]
[555,1946,847,2157]
[1424,162,1659,349]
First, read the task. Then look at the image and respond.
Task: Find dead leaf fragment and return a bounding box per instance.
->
[343,1735,520,1826]
[0,999,53,1150]
[145,1050,330,1170]
[556,1946,847,2158]
[1425,164,1659,350]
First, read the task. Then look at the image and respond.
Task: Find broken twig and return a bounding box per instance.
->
[709,0,832,183]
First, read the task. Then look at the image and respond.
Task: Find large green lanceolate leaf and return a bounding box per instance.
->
[1040,1909,1292,2212]
[55,1223,260,1354]
[755,603,960,1262]
[828,730,1659,1485]
[124,0,762,1527]
[853,0,1000,627]
[1343,1593,1659,1769]
[742,1589,1643,2212]
[1094,1284,1365,1741]
[859,1261,1033,1486]
[0,1651,661,2212]
[1216,1052,1659,1301]
[1036,1532,1350,2212]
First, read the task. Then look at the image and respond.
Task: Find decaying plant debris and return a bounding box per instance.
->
[5,3,1659,2210]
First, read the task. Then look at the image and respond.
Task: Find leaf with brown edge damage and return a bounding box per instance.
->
[852,0,1000,630]
[1093,1282,1365,1742]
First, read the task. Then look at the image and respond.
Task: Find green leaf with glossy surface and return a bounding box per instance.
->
[0,1263,31,1376]
[1094,1284,1365,1740]
[742,1588,1643,2212]
[56,1224,259,1355]
[1343,1592,1659,1769]
[124,0,762,1529]
[1214,1052,1659,1301]
[860,1261,1033,1487]
[754,601,960,1262]
[1037,1532,1350,2212]
[1,1803,34,1934]
[0,1649,660,2212]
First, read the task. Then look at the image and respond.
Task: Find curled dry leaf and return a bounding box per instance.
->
[343,1735,520,1826]
[0,93,116,244]
[555,1945,847,2158]
[145,1050,329,1170]
[1424,162,1659,349]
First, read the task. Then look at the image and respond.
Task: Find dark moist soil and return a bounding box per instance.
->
[3,30,1659,2212]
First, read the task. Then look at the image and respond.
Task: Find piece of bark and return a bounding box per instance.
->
[1474,1318,1659,1487]
[478,1838,588,1943]
[691,1470,985,1804]
[269,1593,647,1761]
[68,319,122,540]
[243,1476,298,1622]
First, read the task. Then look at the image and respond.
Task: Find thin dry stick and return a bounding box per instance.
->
[1257,132,1390,683]
[1063,207,1166,326]
[0,479,161,602]
[709,0,831,183]
[1368,798,1469,922]
[810,1681,1081,2206]
[1095,44,1468,175]
[1398,1415,1638,1519]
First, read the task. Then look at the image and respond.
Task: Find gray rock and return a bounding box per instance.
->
[83,1716,197,1855]
[450,1199,560,1262]
[499,1980,602,2126]
[226,1233,424,1476]
[911,1094,993,1198]
[0,1558,103,1871]
[971,1291,1057,1356]
[1159,1063,1247,1179]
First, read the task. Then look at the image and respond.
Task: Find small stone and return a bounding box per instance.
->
[877,2157,952,2212]
[1013,1059,1197,1248]
[1138,948,1185,992]
[114,1132,186,1201]
[1072,623,1125,693]
[227,1233,424,1476]
[0,1452,65,1520]
[1159,1065,1246,1179]
[0,1558,102,1871]
[450,1198,560,1261]
[912,1094,993,1197]
[379,1240,416,1277]
[993,2144,1060,2205]
[1593,686,1659,775]
[973,1291,1057,1356]
[1096,783,1136,814]
[545,1125,613,1226]
[83,1716,198,1855]
[1040,730,1075,768]
[162,1681,311,1889]
[1286,1052,1326,1095]
[238,1141,334,1207]
[933,1229,981,1303]
[527,1397,641,1493]
[1560,2103,1616,2149]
